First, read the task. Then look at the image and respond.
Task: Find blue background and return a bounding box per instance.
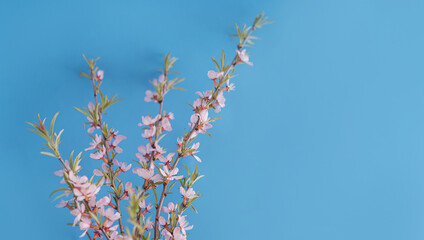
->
[1,0,424,239]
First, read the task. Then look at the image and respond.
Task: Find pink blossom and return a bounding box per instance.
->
[152,74,166,86]
[144,90,158,102]
[88,102,95,111]
[137,144,154,159]
[78,217,91,237]
[196,90,213,100]
[162,228,173,240]
[136,144,155,165]
[214,91,226,113]
[73,183,101,201]
[139,114,160,127]
[159,166,183,181]
[85,134,102,151]
[96,70,104,81]
[178,215,193,234]
[93,169,103,176]
[133,168,161,182]
[102,207,121,222]
[70,202,85,226]
[207,70,224,80]
[143,216,154,229]
[54,169,64,177]
[159,216,168,226]
[173,227,187,240]
[55,199,70,208]
[180,187,197,199]
[104,221,119,231]
[90,146,106,160]
[113,159,131,172]
[228,82,235,91]
[96,196,110,209]
[125,182,135,196]
[188,142,201,162]
[162,117,172,132]
[162,202,177,214]
[236,49,253,66]
[109,231,120,240]
[158,152,175,164]
[167,112,174,119]
[142,126,156,139]
[68,172,90,188]
[110,134,126,153]
[177,137,184,149]
[139,199,153,212]
[192,98,203,109]
[190,110,212,132]
[153,143,164,154]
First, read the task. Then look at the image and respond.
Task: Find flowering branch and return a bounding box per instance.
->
[28,12,270,240]
[152,12,271,240]
[28,116,114,240]
[83,55,126,234]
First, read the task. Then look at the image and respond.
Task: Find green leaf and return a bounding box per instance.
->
[74,107,90,118]
[211,57,221,71]
[49,187,68,198]
[79,72,90,79]
[190,204,198,214]
[152,187,158,204]
[41,151,55,157]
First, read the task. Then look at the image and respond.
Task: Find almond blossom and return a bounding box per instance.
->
[236,49,253,66]
[142,126,156,139]
[96,70,104,81]
[85,134,102,151]
[139,115,160,127]
[133,167,161,182]
[103,207,121,222]
[207,70,224,80]
[186,142,201,162]
[189,110,212,133]
[136,143,154,160]
[162,117,172,132]
[70,202,86,226]
[180,187,197,200]
[90,146,106,160]
[214,91,226,113]
[109,134,126,153]
[178,215,193,234]
[144,90,159,102]
[113,159,131,172]
[159,166,183,181]
[78,217,92,238]
[55,199,71,208]
[139,199,154,215]
[158,152,175,165]
[162,202,177,214]
[29,12,270,240]
[73,182,101,201]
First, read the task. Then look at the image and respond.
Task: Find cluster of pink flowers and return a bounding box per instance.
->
[53,156,123,239]
[157,201,194,240]
[30,12,270,240]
